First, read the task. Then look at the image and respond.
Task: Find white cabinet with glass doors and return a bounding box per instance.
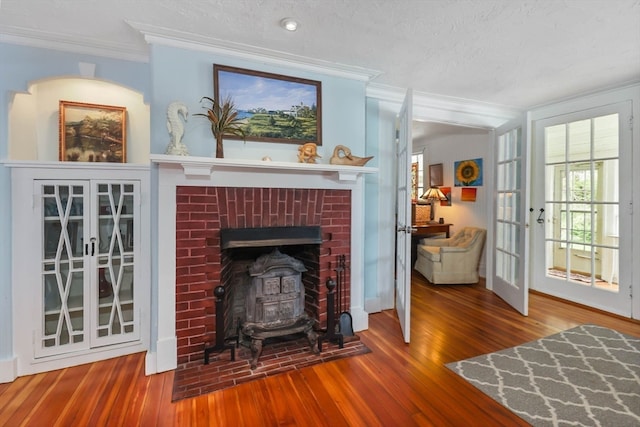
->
[40,180,140,357]
[10,164,149,376]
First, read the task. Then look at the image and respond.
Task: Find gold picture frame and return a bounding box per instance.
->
[59,101,126,162]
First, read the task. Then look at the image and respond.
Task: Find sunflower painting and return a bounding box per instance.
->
[454,158,483,186]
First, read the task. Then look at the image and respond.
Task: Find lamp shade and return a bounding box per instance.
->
[420,186,447,222]
[420,187,447,201]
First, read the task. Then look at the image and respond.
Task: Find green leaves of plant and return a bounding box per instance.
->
[195,96,246,140]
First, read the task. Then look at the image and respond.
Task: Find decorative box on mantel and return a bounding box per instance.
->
[147,154,377,375]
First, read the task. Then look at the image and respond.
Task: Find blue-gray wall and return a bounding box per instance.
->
[147,44,367,159]
[0,40,379,364]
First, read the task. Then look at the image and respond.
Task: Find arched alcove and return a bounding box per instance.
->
[9,77,150,164]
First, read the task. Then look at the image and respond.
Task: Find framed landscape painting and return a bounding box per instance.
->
[59,101,126,163]
[213,64,322,145]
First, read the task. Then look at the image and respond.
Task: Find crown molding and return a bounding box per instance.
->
[126,21,382,82]
[366,83,523,129]
[1,22,519,129]
[0,25,149,62]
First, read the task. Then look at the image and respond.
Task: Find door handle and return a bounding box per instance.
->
[529,207,545,224]
[397,225,412,234]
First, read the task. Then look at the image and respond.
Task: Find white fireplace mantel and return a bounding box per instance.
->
[149,154,378,182]
[147,153,376,375]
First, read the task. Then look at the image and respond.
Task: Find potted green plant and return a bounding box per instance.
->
[195,96,246,158]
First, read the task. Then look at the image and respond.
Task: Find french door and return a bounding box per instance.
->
[493,119,528,315]
[395,89,413,343]
[531,102,632,316]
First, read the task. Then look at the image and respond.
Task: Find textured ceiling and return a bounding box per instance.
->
[1,0,639,110]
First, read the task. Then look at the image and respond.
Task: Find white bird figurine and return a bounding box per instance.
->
[330,145,374,166]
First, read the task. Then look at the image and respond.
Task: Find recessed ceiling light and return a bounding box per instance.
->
[280,18,298,32]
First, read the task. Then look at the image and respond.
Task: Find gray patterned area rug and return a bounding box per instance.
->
[447,324,640,426]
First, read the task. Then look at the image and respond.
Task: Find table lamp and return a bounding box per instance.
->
[420,187,447,223]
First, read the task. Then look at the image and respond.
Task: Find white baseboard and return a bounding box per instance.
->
[0,356,17,383]
[479,262,487,279]
[144,351,157,376]
[154,336,177,373]
[351,306,369,332]
[365,297,381,314]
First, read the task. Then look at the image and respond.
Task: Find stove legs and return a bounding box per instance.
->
[249,339,263,370]
[248,327,319,370]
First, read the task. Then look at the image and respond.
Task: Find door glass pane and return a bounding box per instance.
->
[96,183,135,340]
[598,247,619,288]
[512,192,520,223]
[504,161,513,189]
[511,223,520,256]
[41,184,85,350]
[495,128,521,288]
[496,221,504,249]
[599,159,618,203]
[593,114,618,159]
[545,124,566,162]
[568,119,591,162]
[497,163,505,191]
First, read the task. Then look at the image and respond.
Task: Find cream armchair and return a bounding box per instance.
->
[414,227,486,284]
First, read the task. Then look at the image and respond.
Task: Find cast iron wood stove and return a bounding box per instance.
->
[242,249,318,369]
[216,226,322,369]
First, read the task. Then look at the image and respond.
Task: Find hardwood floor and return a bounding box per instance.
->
[2,273,639,426]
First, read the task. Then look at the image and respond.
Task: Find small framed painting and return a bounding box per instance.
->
[440,187,452,206]
[411,162,419,201]
[461,187,477,202]
[429,163,443,187]
[454,158,483,186]
[59,101,126,163]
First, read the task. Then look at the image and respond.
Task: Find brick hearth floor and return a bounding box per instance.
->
[172,335,371,401]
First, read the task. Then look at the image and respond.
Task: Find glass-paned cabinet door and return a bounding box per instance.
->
[38,181,90,357]
[92,181,140,345]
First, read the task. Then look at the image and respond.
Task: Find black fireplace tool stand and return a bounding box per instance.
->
[318,278,343,351]
[204,285,236,365]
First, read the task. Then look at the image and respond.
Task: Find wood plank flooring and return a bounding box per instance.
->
[2,272,639,426]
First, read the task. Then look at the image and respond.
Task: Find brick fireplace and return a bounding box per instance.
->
[175,186,351,366]
[148,156,374,375]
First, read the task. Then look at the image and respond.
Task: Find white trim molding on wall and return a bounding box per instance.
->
[366,83,522,130]
[128,21,383,83]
